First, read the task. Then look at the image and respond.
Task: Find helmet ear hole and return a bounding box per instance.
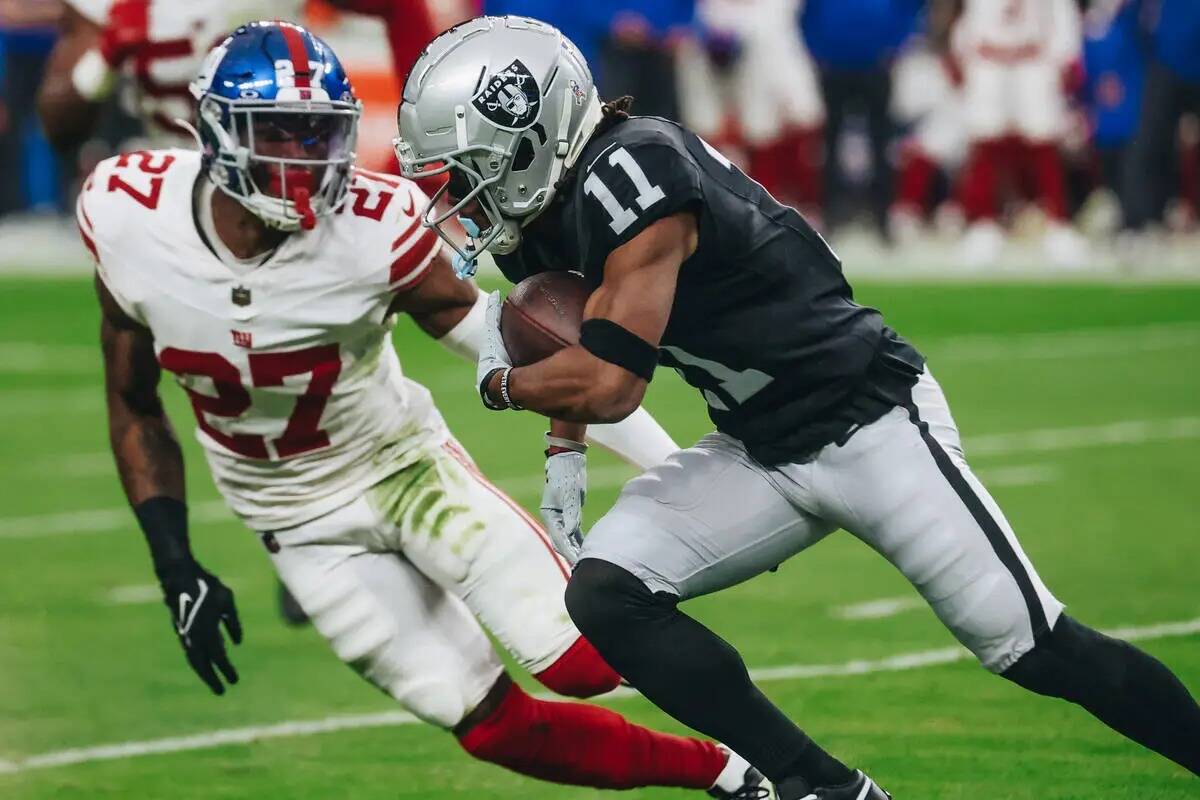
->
[511,135,536,173]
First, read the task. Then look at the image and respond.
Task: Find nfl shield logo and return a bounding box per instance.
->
[231,286,251,306]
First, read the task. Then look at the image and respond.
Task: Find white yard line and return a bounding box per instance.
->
[0,460,1059,542]
[1,615,1196,775]
[924,321,1200,363]
[973,463,1059,487]
[0,387,101,416]
[104,584,166,605]
[968,417,1200,456]
[832,596,926,621]
[30,453,113,477]
[5,317,1199,393]
[0,343,97,374]
[0,500,231,540]
[16,410,1200,542]
[4,412,1192,543]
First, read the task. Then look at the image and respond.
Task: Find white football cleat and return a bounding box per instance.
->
[1042,222,1090,270]
[708,747,775,799]
[888,205,923,246]
[959,219,1005,268]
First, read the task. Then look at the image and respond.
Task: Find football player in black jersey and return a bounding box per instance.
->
[395,16,1200,798]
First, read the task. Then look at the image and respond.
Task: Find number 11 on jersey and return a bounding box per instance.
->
[583,146,666,234]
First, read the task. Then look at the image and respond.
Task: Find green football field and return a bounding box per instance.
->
[1,276,1198,799]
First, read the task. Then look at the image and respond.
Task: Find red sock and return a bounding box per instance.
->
[895,147,937,214]
[459,682,726,789]
[782,126,823,209]
[534,636,621,698]
[959,139,1003,221]
[748,137,787,200]
[1027,140,1068,220]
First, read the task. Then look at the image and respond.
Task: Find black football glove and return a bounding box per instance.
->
[158,561,242,695]
[134,497,243,695]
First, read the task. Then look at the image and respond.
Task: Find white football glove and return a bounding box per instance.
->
[541,451,587,565]
[476,290,513,409]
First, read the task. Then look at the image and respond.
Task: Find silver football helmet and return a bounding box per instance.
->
[394,15,603,277]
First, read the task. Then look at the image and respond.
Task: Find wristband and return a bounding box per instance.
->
[499,367,523,410]
[480,367,507,410]
[71,48,118,102]
[545,433,587,456]
[133,496,193,579]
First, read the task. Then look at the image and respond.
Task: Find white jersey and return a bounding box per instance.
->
[66,0,302,143]
[953,0,1082,66]
[78,149,448,530]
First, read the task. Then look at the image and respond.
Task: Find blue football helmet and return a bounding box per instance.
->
[189,21,361,231]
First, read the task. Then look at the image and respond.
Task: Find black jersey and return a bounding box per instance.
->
[495,116,925,465]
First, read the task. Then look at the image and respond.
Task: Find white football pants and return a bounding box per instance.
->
[265,440,577,728]
[582,370,1063,673]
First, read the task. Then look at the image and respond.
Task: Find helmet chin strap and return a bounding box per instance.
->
[562,92,604,173]
[172,117,204,151]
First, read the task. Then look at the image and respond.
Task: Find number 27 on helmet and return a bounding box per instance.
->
[189,20,362,232]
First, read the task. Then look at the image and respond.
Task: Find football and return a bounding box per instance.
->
[500,271,591,366]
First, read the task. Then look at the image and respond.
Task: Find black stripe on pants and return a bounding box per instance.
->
[904,402,1049,638]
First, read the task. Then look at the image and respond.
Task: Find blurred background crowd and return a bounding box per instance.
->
[1,0,1198,272]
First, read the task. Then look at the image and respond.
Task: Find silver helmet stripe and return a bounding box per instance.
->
[454,104,470,149]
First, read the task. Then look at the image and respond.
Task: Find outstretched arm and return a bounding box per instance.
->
[97,275,241,695]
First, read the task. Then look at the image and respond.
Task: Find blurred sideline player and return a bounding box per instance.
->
[37,0,301,149]
[320,0,473,86]
[1079,0,1143,233]
[397,16,1200,798]
[889,1,968,239]
[80,21,768,797]
[952,0,1090,267]
[676,0,824,215]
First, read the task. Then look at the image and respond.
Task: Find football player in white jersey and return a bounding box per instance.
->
[951,0,1090,268]
[38,0,301,148]
[80,21,771,797]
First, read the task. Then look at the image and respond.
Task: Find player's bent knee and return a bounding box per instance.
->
[564,558,659,645]
[304,584,479,729]
[391,677,473,729]
[1001,615,1128,703]
[533,636,622,698]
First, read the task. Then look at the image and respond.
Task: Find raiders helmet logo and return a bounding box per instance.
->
[472,59,541,129]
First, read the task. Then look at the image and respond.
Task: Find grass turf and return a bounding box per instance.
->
[0,277,1198,798]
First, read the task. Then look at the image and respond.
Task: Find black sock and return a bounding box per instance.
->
[566,559,853,786]
[1004,615,1200,775]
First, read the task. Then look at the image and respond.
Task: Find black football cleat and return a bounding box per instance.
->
[708,748,775,799]
[777,770,890,800]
